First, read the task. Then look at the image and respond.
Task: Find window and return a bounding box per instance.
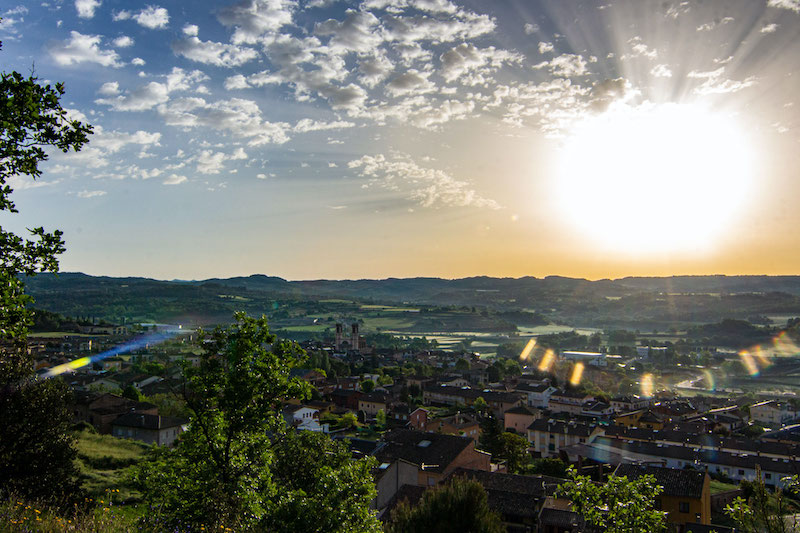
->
[765,473,772,479]
[679,502,690,513]
[738,470,744,476]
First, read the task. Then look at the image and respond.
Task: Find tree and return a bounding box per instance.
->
[376,408,387,428]
[455,358,470,371]
[557,467,667,533]
[264,430,381,533]
[134,313,380,531]
[387,477,505,533]
[122,384,144,402]
[361,378,376,393]
[497,432,530,474]
[478,412,503,457]
[472,396,488,414]
[725,467,800,533]
[0,36,92,507]
[528,457,569,478]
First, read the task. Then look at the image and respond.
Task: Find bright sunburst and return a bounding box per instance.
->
[554,102,756,253]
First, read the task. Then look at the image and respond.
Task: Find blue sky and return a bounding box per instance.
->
[2,0,799,280]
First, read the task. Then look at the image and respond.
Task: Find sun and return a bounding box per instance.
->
[553,102,755,253]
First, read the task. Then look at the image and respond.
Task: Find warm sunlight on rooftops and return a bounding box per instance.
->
[554,102,755,254]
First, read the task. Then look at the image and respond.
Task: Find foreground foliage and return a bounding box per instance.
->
[725,467,800,533]
[557,467,667,533]
[387,477,505,533]
[133,313,381,532]
[0,32,92,507]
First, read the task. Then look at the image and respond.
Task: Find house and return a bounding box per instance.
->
[328,389,362,411]
[581,400,614,418]
[561,351,606,367]
[447,468,563,532]
[750,400,798,427]
[372,458,420,510]
[516,382,557,408]
[504,405,538,434]
[527,419,604,458]
[111,413,188,446]
[71,392,158,434]
[407,407,429,431]
[614,409,667,430]
[358,392,391,420]
[548,389,594,415]
[614,463,711,529]
[422,384,523,418]
[373,429,491,487]
[610,395,650,413]
[282,405,326,432]
[427,412,481,443]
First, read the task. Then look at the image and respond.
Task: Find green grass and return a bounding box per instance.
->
[280,324,329,332]
[29,332,97,338]
[73,431,150,503]
[361,316,415,330]
[710,479,740,494]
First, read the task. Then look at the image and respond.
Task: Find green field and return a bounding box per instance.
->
[74,431,150,503]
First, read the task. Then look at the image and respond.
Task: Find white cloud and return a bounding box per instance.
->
[164,174,187,185]
[524,23,539,35]
[538,41,554,54]
[75,0,101,19]
[96,68,207,111]
[357,51,394,88]
[225,74,250,90]
[293,118,355,132]
[767,0,800,13]
[158,97,292,145]
[134,6,169,29]
[761,23,779,33]
[217,0,296,44]
[112,10,131,21]
[131,57,146,66]
[77,190,107,198]
[696,17,733,31]
[533,53,589,77]
[315,9,384,54]
[439,43,521,84]
[96,81,170,110]
[651,64,673,78]
[386,69,435,96]
[172,36,259,67]
[183,24,199,36]
[98,81,119,95]
[687,67,756,95]
[113,35,134,47]
[348,153,500,209]
[47,31,122,67]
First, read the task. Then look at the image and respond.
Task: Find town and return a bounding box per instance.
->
[32,309,800,532]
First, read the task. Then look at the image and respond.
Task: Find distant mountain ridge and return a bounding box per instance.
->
[23,272,800,328]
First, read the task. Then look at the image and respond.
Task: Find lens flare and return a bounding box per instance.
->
[538,349,555,372]
[752,345,772,370]
[739,350,759,377]
[641,373,654,398]
[41,330,181,379]
[569,362,584,386]
[702,369,716,392]
[519,339,536,362]
[773,332,799,357]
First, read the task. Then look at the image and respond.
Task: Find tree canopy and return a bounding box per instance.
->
[0,37,92,507]
[387,477,505,533]
[557,467,667,533]
[134,313,381,532]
